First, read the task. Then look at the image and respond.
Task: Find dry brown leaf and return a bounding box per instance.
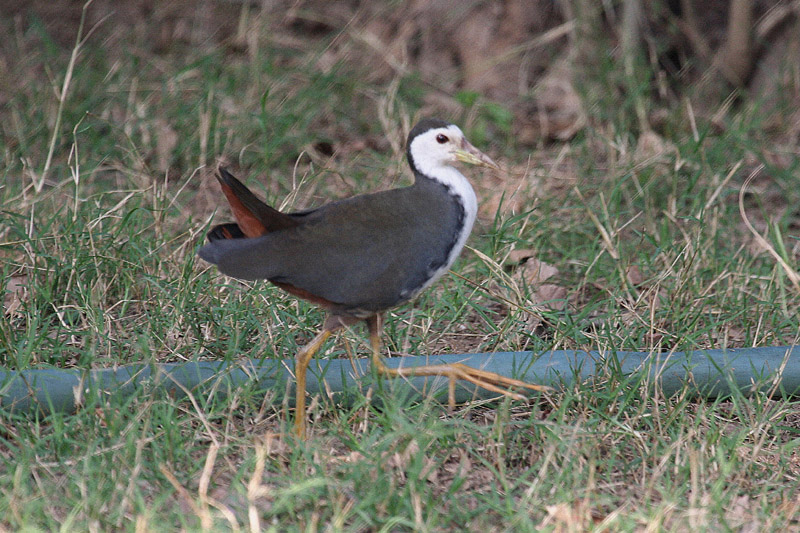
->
[644,331,665,345]
[506,253,567,310]
[535,284,568,308]
[521,257,559,286]
[541,501,604,532]
[536,67,585,141]
[626,264,644,286]
[328,451,365,465]
[442,449,471,482]
[3,273,28,317]
[507,248,537,264]
[634,130,677,163]
[517,59,586,143]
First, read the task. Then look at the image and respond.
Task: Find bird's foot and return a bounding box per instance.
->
[377,362,550,410]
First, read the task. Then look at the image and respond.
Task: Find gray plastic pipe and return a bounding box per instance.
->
[1,346,798,415]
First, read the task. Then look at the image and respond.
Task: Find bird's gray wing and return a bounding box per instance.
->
[199,186,461,309]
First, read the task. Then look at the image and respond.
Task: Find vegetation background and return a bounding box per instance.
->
[1,0,799,530]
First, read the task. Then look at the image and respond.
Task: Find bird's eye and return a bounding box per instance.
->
[436,133,449,144]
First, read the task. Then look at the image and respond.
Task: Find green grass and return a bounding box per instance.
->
[2,3,800,531]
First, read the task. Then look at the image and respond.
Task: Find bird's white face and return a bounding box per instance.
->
[409,125,499,176]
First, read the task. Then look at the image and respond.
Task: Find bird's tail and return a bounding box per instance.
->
[205,166,299,242]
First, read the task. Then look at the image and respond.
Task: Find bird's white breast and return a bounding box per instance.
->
[411,166,478,297]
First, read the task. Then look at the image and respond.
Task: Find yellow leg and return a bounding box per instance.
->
[293,329,332,439]
[366,315,549,410]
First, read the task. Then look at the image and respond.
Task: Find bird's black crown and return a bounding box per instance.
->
[406,118,453,174]
[407,118,452,145]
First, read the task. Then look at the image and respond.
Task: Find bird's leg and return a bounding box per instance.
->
[365,315,549,410]
[293,328,332,439]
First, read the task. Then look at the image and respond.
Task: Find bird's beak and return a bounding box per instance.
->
[454,138,501,170]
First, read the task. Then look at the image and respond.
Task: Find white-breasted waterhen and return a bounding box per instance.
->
[199,118,546,438]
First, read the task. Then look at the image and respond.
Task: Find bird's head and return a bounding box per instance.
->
[407,119,499,176]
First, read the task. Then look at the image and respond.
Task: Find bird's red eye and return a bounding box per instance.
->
[436,133,449,144]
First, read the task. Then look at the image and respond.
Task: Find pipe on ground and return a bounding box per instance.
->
[1,347,798,415]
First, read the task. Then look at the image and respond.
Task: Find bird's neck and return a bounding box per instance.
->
[414,165,477,224]
[404,166,478,298]
[414,166,478,258]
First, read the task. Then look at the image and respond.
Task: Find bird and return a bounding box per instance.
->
[199,118,546,438]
